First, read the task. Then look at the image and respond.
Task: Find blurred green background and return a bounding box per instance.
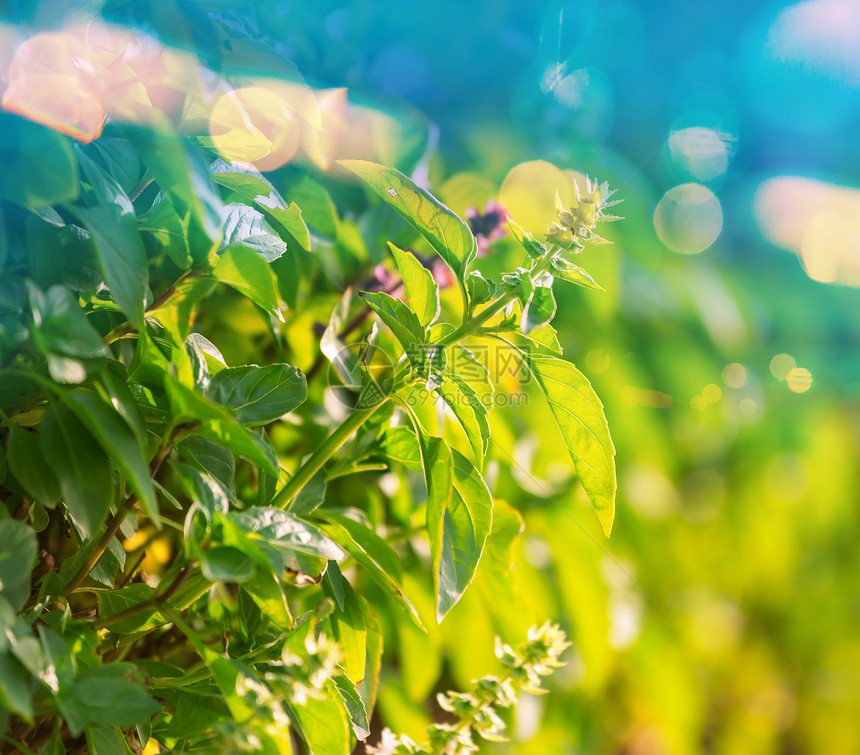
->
[3,0,860,752]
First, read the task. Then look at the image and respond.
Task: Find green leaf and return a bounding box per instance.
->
[319,518,423,631]
[283,170,339,238]
[415,434,453,616]
[327,580,367,683]
[525,323,563,355]
[98,362,148,446]
[436,449,493,621]
[201,651,256,722]
[130,128,222,265]
[379,426,422,470]
[0,520,37,610]
[292,681,352,755]
[201,546,256,584]
[136,195,192,269]
[332,674,371,741]
[86,725,126,755]
[522,279,557,334]
[467,270,495,307]
[176,437,236,501]
[89,138,140,193]
[437,375,490,466]
[212,170,310,250]
[290,469,327,516]
[165,688,230,739]
[519,349,616,536]
[212,246,285,322]
[388,242,440,327]
[25,216,102,293]
[241,570,293,630]
[229,507,344,564]
[165,376,280,476]
[171,462,228,518]
[99,584,166,635]
[550,256,604,290]
[6,424,61,508]
[0,652,32,720]
[339,159,476,278]
[61,389,158,525]
[75,145,133,216]
[317,510,401,583]
[58,665,161,735]
[40,402,113,537]
[27,282,106,364]
[206,363,307,425]
[0,114,78,209]
[356,597,383,717]
[151,277,218,347]
[507,216,549,259]
[195,420,280,478]
[72,205,148,330]
[361,290,426,365]
[220,202,287,262]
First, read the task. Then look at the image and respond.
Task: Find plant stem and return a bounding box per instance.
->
[271,403,380,509]
[103,270,196,345]
[270,250,555,508]
[59,440,173,599]
[59,497,137,599]
[439,291,516,346]
[91,564,194,630]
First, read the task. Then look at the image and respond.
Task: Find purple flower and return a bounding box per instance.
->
[465,200,508,256]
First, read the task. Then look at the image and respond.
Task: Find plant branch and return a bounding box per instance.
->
[103,270,197,345]
[271,403,381,509]
[91,564,194,630]
[269,249,556,509]
[59,440,173,598]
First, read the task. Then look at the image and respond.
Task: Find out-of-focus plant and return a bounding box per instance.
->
[367,623,570,754]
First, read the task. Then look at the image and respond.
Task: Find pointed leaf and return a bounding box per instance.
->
[339,159,475,278]
[40,402,113,537]
[61,389,158,525]
[212,246,285,322]
[361,291,425,365]
[517,348,616,536]
[6,424,61,508]
[436,449,493,621]
[388,242,439,327]
[292,681,351,755]
[220,202,287,262]
[437,375,490,466]
[551,257,604,291]
[72,205,147,330]
[212,170,310,250]
[206,363,307,425]
[0,520,37,611]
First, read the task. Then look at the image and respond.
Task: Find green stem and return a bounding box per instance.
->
[59,439,173,599]
[91,564,194,630]
[440,247,557,347]
[271,404,380,509]
[439,291,516,346]
[268,248,557,509]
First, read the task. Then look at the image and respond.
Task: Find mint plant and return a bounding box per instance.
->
[0,101,618,750]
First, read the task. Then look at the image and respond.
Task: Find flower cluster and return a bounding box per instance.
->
[495,620,571,693]
[367,623,570,755]
[544,177,621,252]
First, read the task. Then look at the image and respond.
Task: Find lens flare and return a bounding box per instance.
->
[653,183,723,254]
